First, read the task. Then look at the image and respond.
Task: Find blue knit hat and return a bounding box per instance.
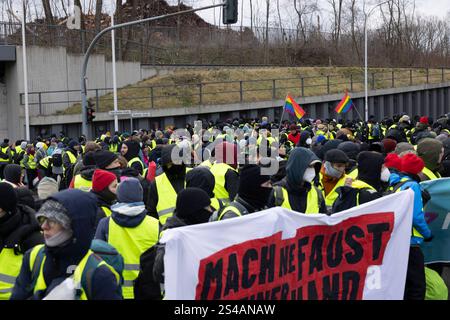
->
[117,178,143,203]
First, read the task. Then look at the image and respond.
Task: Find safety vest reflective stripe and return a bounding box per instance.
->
[351,180,376,190]
[0,247,23,300]
[109,144,119,153]
[155,173,180,225]
[278,186,320,214]
[422,167,441,180]
[108,215,159,299]
[210,162,237,203]
[39,157,50,169]
[73,175,92,192]
[210,198,222,211]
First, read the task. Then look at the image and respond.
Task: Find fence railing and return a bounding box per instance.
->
[20,68,450,117]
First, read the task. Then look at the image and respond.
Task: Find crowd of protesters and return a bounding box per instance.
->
[1,111,450,300]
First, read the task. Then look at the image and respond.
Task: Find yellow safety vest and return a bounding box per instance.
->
[128,157,144,175]
[210,198,223,212]
[155,173,181,225]
[73,175,92,192]
[348,168,359,180]
[218,204,243,221]
[209,162,237,203]
[109,144,119,153]
[24,154,36,170]
[65,151,77,165]
[108,215,159,299]
[320,173,350,209]
[39,157,50,169]
[0,248,23,300]
[257,136,276,146]
[29,244,119,300]
[101,206,112,217]
[199,159,213,168]
[275,186,321,214]
[0,147,11,163]
[421,167,441,180]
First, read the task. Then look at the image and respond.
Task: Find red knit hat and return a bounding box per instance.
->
[419,116,429,125]
[401,153,424,175]
[384,153,402,171]
[92,169,117,192]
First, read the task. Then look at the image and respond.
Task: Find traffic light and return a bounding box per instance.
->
[87,101,96,123]
[223,0,238,25]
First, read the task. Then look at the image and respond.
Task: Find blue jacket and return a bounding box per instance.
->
[11,189,122,300]
[388,173,432,245]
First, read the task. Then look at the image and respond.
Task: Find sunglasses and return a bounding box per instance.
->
[37,216,58,228]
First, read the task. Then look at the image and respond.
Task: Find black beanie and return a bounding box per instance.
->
[175,188,211,225]
[94,150,118,169]
[0,182,18,214]
[83,151,97,166]
[325,149,349,164]
[4,164,22,184]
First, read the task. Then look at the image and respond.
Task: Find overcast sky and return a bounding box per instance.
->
[164,0,450,28]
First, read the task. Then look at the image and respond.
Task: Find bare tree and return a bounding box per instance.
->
[42,0,54,25]
[94,0,103,33]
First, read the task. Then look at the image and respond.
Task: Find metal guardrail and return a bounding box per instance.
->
[20,68,450,116]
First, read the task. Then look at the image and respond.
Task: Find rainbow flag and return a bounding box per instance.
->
[335,92,353,114]
[284,95,305,120]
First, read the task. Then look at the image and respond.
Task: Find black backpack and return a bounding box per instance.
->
[133,245,163,300]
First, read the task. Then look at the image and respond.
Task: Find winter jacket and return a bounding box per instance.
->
[11,189,122,300]
[388,172,432,245]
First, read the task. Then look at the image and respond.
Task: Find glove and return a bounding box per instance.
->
[424,235,434,242]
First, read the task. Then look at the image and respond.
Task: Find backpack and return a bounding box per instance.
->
[133,245,163,300]
[30,241,124,300]
[371,124,381,139]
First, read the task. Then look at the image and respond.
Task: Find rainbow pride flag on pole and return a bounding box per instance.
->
[335,92,353,114]
[284,95,306,120]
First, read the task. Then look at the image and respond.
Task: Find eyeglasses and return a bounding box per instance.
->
[37,216,58,228]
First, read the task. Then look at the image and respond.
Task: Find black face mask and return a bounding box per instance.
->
[98,188,117,205]
[242,186,272,211]
[164,164,185,177]
[187,209,212,225]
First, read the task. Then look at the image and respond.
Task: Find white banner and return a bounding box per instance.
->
[161,190,415,300]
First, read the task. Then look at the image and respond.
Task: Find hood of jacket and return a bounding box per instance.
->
[110,202,147,228]
[162,215,187,232]
[185,166,215,198]
[298,131,311,148]
[46,189,98,265]
[417,138,443,171]
[356,151,384,191]
[286,147,321,187]
[123,140,140,161]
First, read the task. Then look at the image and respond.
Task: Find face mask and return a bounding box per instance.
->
[380,167,391,182]
[306,138,312,145]
[324,161,344,179]
[45,229,73,247]
[303,167,316,183]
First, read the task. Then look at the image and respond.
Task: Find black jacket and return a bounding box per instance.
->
[0,204,43,256]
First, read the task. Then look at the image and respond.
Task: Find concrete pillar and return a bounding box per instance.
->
[438,88,445,117]
[265,108,275,122]
[378,96,385,120]
[163,116,175,129]
[424,91,430,117]
[249,110,258,119]
[309,104,317,119]
[406,92,413,118]
[387,95,394,118]
[322,102,329,119]
[414,91,421,118]
[431,89,438,119]
[398,93,404,115]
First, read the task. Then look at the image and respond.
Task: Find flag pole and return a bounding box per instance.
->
[352,102,364,121]
[279,107,286,130]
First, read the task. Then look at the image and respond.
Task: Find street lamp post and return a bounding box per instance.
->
[21,0,30,141]
[364,0,390,122]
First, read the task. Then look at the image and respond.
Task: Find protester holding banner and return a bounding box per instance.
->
[387,153,433,300]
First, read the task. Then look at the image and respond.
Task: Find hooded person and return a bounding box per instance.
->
[417,138,444,181]
[146,144,188,224]
[95,178,159,299]
[151,188,212,290]
[185,166,223,211]
[332,152,385,214]
[61,140,80,189]
[214,164,272,221]
[387,153,433,300]
[121,140,144,176]
[208,142,240,204]
[3,164,36,209]
[268,147,326,214]
[90,169,118,226]
[337,141,361,179]
[11,189,122,300]
[315,139,343,161]
[297,131,313,148]
[69,151,96,191]
[320,149,352,212]
[0,183,44,300]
